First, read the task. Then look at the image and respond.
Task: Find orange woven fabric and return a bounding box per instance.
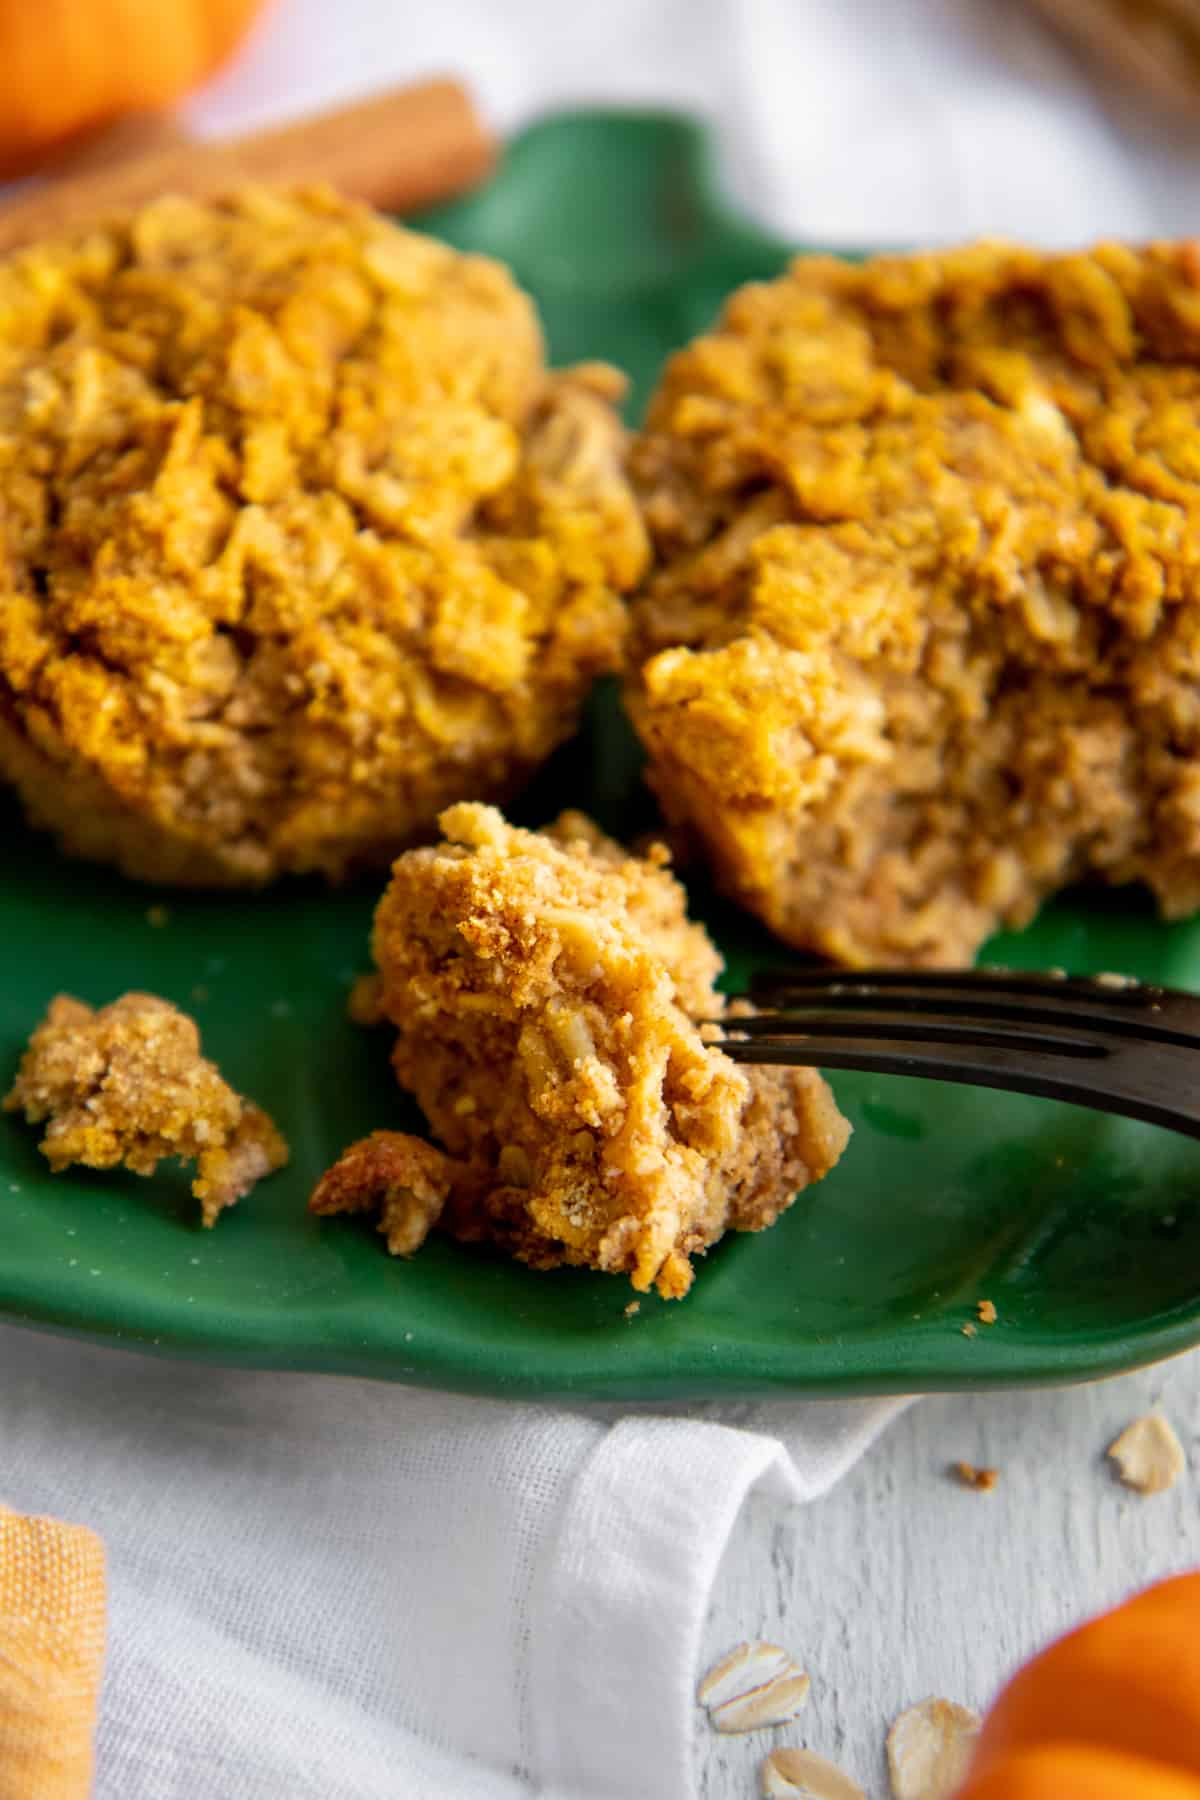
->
[0,1502,107,1799]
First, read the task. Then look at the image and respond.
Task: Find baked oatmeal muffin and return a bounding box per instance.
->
[5,992,287,1224]
[316,803,849,1298]
[629,242,1200,966]
[0,187,646,884]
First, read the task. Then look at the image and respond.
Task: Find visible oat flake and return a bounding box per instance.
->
[629,245,1200,971]
[887,1698,981,1800]
[761,1746,865,1798]
[1107,1411,1185,1495]
[336,804,850,1300]
[698,1641,811,1733]
[0,192,647,891]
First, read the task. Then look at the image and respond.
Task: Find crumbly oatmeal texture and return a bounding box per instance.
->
[0,186,646,884]
[310,1128,461,1256]
[314,803,849,1298]
[4,993,287,1223]
[629,242,1200,966]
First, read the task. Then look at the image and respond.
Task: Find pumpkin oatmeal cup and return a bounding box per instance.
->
[628,242,1200,967]
[0,186,646,884]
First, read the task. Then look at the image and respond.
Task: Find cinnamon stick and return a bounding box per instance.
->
[0,78,494,254]
[1028,0,1200,115]
[44,112,191,179]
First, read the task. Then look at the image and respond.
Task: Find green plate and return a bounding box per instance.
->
[4,111,1200,1400]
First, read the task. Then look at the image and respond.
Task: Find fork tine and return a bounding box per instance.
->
[721,1011,1108,1055]
[750,965,1160,1007]
[729,994,1200,1050]
[718,1035,1200,1140]
[744,966,1200,1050]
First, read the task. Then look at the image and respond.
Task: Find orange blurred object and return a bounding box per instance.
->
[0,0,267,177]
[962,1747,1200,1800]
[958,1573,1200,1798]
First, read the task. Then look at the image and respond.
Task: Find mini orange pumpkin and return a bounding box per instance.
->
[0,0,267,176]
[957,1573,1200,1799]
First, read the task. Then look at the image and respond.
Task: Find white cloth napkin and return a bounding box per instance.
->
[5,0,1190,1794]
[3,1324,901,1798]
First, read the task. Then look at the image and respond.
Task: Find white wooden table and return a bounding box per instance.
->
[699,1353,1200,1798]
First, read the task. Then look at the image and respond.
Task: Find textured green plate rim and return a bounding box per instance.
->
[3,110,1200,1400]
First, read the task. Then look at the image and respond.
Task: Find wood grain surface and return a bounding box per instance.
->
[699,1353,1200,1797]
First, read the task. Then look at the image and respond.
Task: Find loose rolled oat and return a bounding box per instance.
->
[1107,1412,1186,1495]
[761,1746,865,1799]
[698,1640,811,1734]
[887,1697,980,1800]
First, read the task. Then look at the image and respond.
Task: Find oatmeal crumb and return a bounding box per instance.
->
[309,1131,460,1256]
[624,1300,641,1318]
[4,992,287,1225]
[976,1299,997,1325]
[960,1322,977,1338]
[951,1461,999,1492]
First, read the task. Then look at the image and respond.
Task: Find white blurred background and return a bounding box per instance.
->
[189,0,1200,248]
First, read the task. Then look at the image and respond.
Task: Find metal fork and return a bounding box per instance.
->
[715,967,1200,1139]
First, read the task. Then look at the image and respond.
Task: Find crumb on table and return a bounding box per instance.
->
[951,1460,999,1492]
[4,992,287,1225]
[976,1298,998,1325]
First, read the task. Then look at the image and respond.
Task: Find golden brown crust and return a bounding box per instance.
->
[348,803,849,1298]
[4,992,287,1223]
[629,241,1200,966]
[0,187,647,885]
[309,1129,463,1255]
